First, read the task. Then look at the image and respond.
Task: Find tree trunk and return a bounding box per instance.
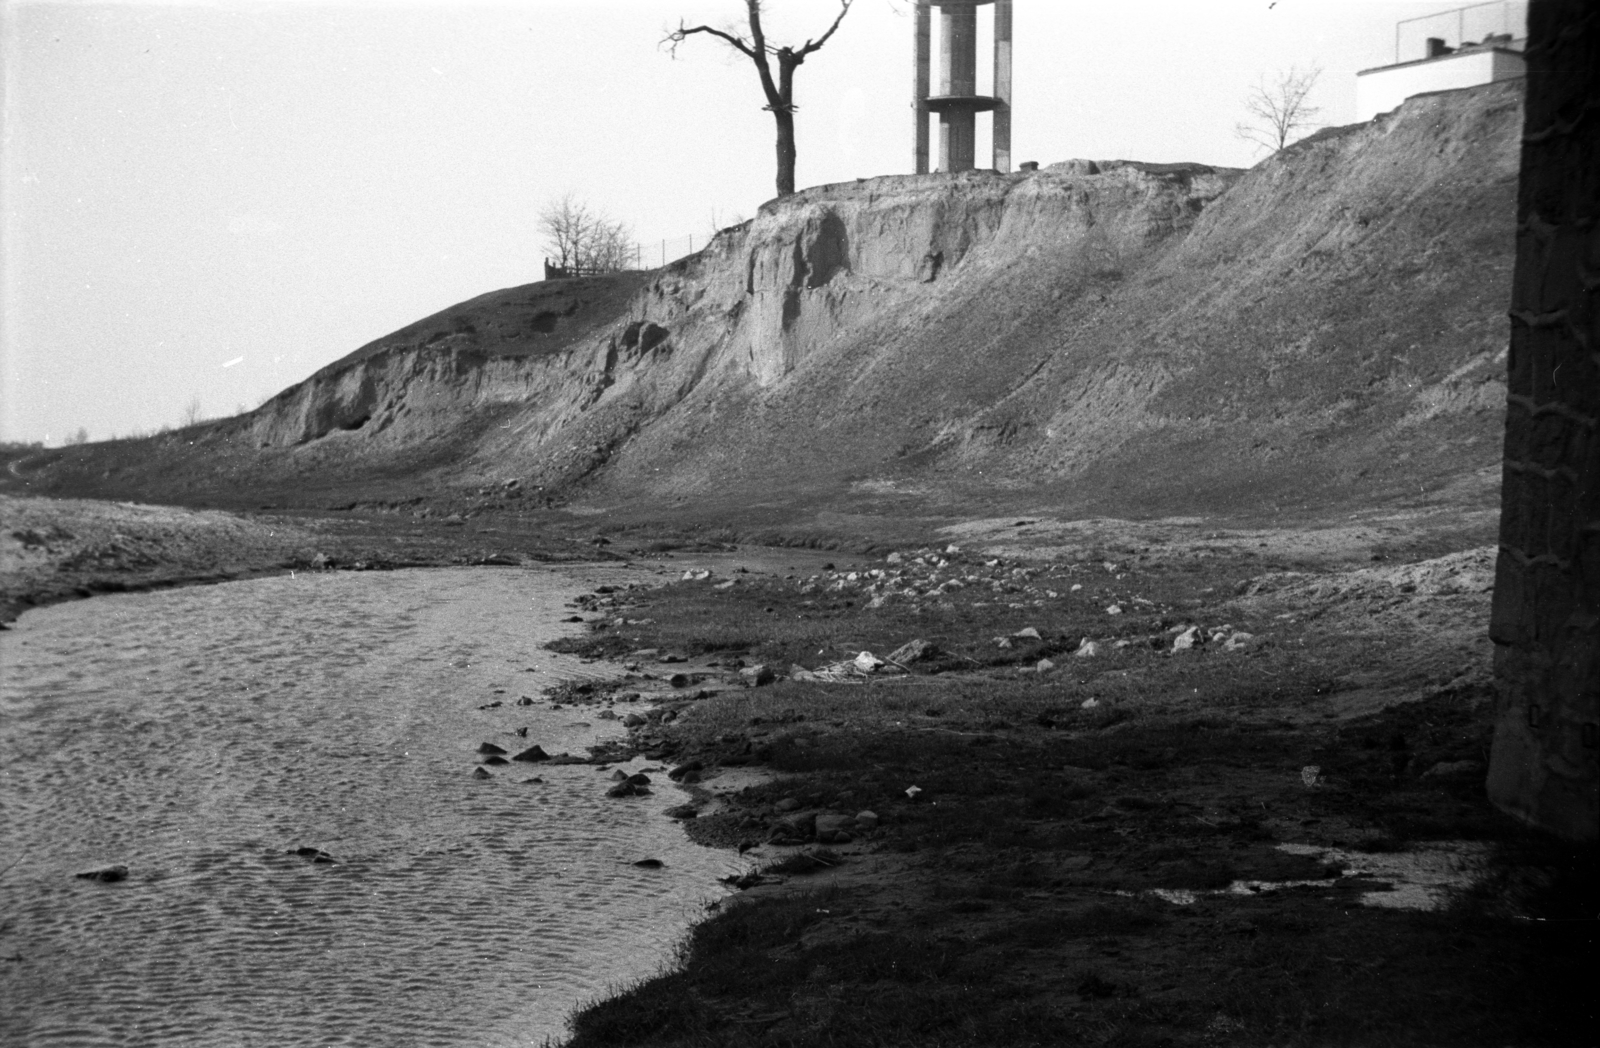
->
[773,108,797,198]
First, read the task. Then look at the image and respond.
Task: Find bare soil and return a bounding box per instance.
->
[543,514,1593,1048]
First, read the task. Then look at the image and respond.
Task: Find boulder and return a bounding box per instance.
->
[854,810,880,831]
[1036,658,1056,673]
[607,781,648,798]
[1223,631,1257,651]
[1013,627,1042,640]
[775,797,801,812]
[512,745,551,762]
[477,742,507,755]
[622,713,647,727]
[1074,638,1101,658]
[480,755,509,766]
[472,767,493,779]
[663,804,700,820]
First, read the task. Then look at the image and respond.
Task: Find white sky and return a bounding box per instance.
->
[1,0,1526,444]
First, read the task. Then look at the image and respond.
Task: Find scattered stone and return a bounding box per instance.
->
[516,696,535,706]
[1172,626,1203,651]
[1106,604,1123,615]
[632,858,665,868]
[1070,583,1083,592]
[815,813,854,843]
[770,811,817,840]
[472,767,493,780]
[607,780,649,798]
[853,651,885,672]
[478,742,507,755]
[76,864,129,882]
[1081,697,1101,709]
[854,810,880,831]
[775,797,801,813]
[995,637,1014,650]
[596,709,619,720]
[1422,759,1485,779]
[887,638,939,665]
[1223,631,1257,651]
[904,785,924,801]
[562,615,584,623]
[663,804,700,820]
[1300,765,1322,788]
[1036,658,1056,673]
[658,653,687,663]
[740,663,777,687]
[478,701,503,709]
[668,672,691,688]
[622,713,647,727]
[288,847,336,864]
[481,755,509,766]
[512,745,551,762]
[1013,627,1042,640]
[519,777,545,785]
[886,552,903,564]
[1074,638,1101,658]
[667,761,705,781]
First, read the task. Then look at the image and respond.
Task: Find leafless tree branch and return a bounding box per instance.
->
[1235,65,1323,155]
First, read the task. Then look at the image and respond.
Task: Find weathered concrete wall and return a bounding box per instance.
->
[1486,0,1600,842]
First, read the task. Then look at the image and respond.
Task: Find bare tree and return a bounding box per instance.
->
[181,396,203,428]
[1235,65,1323,155]
[540,193,635,275]
[666,1,853,198]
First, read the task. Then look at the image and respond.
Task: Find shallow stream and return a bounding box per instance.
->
[0,567,737,1047]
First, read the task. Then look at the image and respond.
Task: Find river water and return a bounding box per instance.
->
[0,567,739,1047]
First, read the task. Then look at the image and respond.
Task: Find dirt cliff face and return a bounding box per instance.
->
[5,80,1521,525]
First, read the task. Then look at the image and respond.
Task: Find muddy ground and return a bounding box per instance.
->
[2,494,1592,1047]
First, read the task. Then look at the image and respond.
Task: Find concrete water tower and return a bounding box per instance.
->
[913,0,1013,173]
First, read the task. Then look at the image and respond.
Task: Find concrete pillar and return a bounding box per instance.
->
[1486,0,1600,843]
[993,0,1012,172]
[913,3,930,174]
[938,5,977,171]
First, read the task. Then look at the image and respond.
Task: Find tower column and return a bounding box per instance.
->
[938,4,978,171]
[993,0,1012,172]
[913,3,930,174]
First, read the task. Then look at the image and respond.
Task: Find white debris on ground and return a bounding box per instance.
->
[1133,841,1490,912]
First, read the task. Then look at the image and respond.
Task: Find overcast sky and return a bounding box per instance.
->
[1,0,1527,445]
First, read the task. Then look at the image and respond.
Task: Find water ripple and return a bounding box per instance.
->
[0,568,735,1047]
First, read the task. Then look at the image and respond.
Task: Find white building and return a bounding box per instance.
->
[1356,32,1525,122]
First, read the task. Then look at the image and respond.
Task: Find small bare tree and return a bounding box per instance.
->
[181,396,203,428]
[1235,65,1323,155]
[540,193,634,275]
[666,1,853,198]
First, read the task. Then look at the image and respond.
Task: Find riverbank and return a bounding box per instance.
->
[0,494,615,626]
[554,510,1595,1047]
[4,494,1592,1046]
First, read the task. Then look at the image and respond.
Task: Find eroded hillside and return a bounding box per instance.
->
[5,80,1522,528]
